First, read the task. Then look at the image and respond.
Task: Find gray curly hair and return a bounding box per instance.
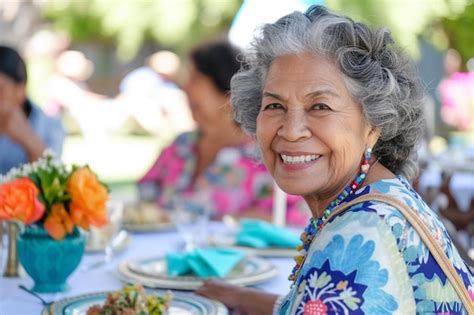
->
[231,5,425,182]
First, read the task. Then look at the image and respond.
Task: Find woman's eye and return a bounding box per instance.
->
[263,103,284,111]
[311,103,331,111]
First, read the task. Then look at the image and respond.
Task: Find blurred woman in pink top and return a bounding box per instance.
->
[139,39,309,226]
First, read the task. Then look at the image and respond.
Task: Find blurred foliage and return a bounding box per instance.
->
[42,0,242,60]
[42,0,473,63]
[326,0,473,62]
[439,2,474,67]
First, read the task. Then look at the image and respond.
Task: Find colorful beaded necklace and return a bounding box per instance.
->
[288,148,373,283]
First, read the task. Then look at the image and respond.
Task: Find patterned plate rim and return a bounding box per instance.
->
[41,289,228,315]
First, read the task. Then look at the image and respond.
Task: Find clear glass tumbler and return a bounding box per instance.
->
[170,199,210,252]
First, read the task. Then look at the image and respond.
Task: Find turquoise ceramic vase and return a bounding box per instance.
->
[17,224,85,293]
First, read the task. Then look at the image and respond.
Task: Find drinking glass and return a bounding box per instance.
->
[0,221,4,272]
[87,200,124,265]
[104,200,124,263]
[170,199,210,252]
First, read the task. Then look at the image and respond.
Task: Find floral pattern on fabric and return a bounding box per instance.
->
[279,176,473,314]
[139,131,308,225]
[299,261,367,314]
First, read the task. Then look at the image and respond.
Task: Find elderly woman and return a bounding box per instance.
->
[196,6,474,314]
[139,40,308,225]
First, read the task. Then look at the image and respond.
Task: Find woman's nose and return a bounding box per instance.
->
[277,109,311,141]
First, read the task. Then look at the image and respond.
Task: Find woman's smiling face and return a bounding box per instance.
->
[256,53,378,204]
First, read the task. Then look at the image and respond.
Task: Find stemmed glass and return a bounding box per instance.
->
[170,199,210,252]
[103,200,124,263]
[0,221,4,272]
[86,200,124,268]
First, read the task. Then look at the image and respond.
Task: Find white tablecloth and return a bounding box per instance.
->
[0,222,294,315]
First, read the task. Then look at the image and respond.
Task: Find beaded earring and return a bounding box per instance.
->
[361,147,372,173]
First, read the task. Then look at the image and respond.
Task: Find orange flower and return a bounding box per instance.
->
[44,203,74,240]
[0,178,45,224]
[67,167,108,230]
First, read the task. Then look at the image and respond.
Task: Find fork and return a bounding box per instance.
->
[18,284,54,313]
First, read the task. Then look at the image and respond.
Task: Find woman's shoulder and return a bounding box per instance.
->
[173,130,199,146]
[164,131,199,156]
[339,176,450,254]
[343,176,435,222]
[301,177,473,314]
[335,177,474,307]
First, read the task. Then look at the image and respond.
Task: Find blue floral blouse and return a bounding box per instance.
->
[279,176,474,314]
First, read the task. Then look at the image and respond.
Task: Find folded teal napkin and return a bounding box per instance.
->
[166,248,245,277]
[236,219,300,248]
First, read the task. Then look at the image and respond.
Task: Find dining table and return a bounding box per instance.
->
[0,221,295,315]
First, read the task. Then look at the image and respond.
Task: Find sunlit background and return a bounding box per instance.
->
[1,0,473,191]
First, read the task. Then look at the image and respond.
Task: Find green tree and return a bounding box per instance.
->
[326,0,473,62]
[42,0,242,60]
[438,2,474,67]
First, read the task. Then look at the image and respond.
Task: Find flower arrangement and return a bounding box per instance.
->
[0,150,108,240]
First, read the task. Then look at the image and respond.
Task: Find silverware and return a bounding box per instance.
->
[19,284,52,306]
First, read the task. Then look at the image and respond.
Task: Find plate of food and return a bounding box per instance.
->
[42,283,228,315]
[117,255,278,290]
[123,201,174,232]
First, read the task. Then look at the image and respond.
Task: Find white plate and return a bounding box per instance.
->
[117,255,278,290]
[212,244,297,258]
[42,289,228,315]
[208,235,297,257]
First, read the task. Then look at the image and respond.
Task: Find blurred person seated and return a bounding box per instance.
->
[138,40,308,226]
[438,49,474,132]
[118,50,194,137]
[0,46,64,174]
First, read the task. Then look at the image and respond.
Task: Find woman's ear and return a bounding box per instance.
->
[367,126,381,148]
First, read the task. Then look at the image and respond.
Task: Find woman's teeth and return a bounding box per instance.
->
[280,154,320,164]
